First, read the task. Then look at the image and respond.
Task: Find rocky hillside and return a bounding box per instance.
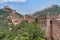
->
[0,6,45,40]
[0,6,22,28]
[33,5,60,17]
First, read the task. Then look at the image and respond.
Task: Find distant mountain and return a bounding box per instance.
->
[33,5,60,17]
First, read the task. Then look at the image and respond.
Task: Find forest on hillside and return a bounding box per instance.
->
[0,6,45,40]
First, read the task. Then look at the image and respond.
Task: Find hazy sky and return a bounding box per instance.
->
[0,0,60,15]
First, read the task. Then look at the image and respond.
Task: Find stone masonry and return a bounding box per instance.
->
[38,14,60,40]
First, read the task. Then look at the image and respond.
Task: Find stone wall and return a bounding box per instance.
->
[45,19,52,40]
[45,19,60,40]
[52,19,60,40]
[38,14,60,40]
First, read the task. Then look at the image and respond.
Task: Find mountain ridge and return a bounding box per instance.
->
[33,5,60,17]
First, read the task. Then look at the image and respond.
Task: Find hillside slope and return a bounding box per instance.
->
[0,6,22,28]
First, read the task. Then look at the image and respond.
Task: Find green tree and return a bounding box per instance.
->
[0,21,45,40]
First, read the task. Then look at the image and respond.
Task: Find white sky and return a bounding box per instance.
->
[0,0,26,3]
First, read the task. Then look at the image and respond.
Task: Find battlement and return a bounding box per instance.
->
[12,10,16,14]
[4,6,10,9]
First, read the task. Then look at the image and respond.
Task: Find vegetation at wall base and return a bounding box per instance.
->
[0,21,45,40]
